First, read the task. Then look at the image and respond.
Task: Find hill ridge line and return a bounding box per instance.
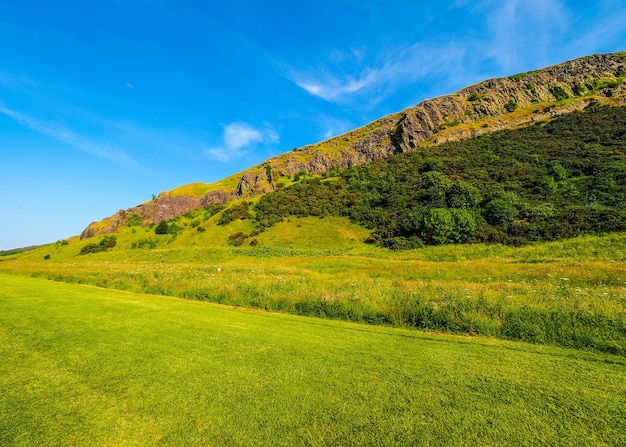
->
[81,51,626,239]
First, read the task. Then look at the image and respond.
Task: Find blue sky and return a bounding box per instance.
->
[1,0,626,249]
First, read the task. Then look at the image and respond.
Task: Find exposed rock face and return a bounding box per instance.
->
[201,190,236,207]
[80,189,234,239]
[264,52,626,184]
[393,52,626,151]
[236,171,271,197]
[80,52,626,239]
[273,117,399,178]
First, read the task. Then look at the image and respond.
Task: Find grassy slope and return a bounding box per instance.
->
[2,223,625,354]
[1,273,625,446]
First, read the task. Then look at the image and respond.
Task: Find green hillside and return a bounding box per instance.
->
[253,105,626,248]
[76,104,626,252]
[3,104,626,354]
[1,274,625,446]
[78,52,626,239]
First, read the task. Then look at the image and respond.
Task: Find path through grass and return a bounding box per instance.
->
[1,274,625,446]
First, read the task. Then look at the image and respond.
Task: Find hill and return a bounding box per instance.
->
[251,105,626,248]
[77,102,626,250]
[80,51,626,239]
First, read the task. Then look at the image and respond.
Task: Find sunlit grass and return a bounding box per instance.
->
[2,227,625,354]
[1,273,625,446]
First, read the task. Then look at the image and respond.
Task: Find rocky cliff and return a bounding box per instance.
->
[80,52,626,239]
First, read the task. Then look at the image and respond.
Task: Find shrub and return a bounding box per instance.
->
[484,198,518,227]
[420,171,452,207]
[228,232,246,246]
[446,181,482,209]
[80,244,98,255]
[422,208,454,245]
[550,86,570,101]
[504,99,518,112]
[218,202,252,225]
[203,205,226,221]
[167,223,182,236]
[155,220,169,235]
[450,209,477,243]
[467,92,486,102]
[79,236,117,255]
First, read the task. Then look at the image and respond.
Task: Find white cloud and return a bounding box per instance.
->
[205,122,279,162]
[285,42,469,107]
[0,103,144,170]
[284,0,623,112]
[295,74,375,102]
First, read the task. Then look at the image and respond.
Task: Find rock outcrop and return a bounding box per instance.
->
[80,189,234,239]
[80,52,626,239]
[393,52,626,151]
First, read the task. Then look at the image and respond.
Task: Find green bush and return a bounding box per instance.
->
[484,198,518,227]
[228,232,246,246]
[155,220,169,235]
[504,99,518,112]
[218,202,252,225]
[422,208,454,245]
[79,236,117,255]
[446,181,482,209]
[550,86,570,101]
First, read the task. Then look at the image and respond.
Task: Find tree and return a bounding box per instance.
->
[422,208,454,245]
[446,181,482,209]
[450,209,477,243]
[505,99,518,112]
[155,220,169,235]
[484,198,518,227]
[420,171,452,207]
[265,165,274,189]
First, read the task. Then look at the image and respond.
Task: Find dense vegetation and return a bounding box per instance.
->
[253,106,626,248]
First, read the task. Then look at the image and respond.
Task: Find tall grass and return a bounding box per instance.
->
[2,232,624,355]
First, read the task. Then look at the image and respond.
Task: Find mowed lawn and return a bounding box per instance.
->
[1,274,625,446]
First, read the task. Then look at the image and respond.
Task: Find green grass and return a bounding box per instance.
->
[2,228,625,355]
[1,273,625,446]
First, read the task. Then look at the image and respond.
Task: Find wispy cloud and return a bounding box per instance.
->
[283,0,590,108]
[205,122,279,162]
[288,67,377,102]
[284,42,468,108]
[0,103,145,170]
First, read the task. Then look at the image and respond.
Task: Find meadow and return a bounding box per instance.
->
[1,220,625,355]
[1,273,625,446]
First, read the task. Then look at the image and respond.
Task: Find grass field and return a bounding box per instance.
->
[2,226,625,355]
[1,273,625,446]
